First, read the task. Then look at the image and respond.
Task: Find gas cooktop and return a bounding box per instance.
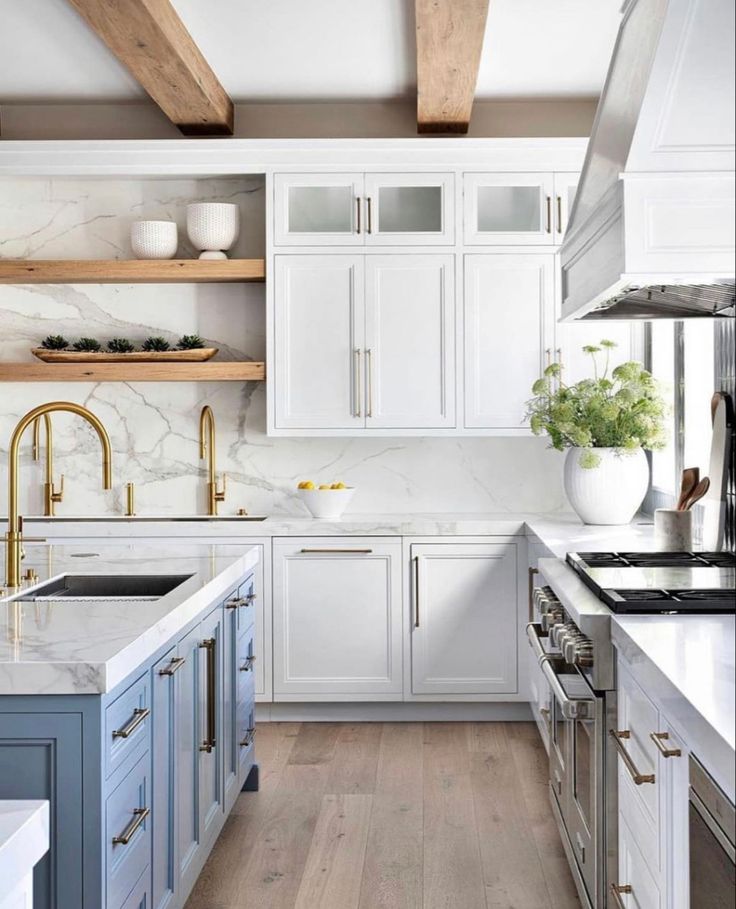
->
[566,551,736,614]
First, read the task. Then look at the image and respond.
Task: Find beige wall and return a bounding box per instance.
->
[0,98,597,140]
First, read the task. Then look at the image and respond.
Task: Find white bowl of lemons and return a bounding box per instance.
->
[297,481,355,519]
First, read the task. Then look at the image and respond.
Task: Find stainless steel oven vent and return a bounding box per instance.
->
[582,283,736,321]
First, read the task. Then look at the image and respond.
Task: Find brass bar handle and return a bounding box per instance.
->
[610,729,656,785]
[355,197,362,235]
[366,348,373,418]
[545,196,552,233]
[353,349,362,418]
[240,655,257,672]
[300,548,373,554]
[112,707,150,739]
[366,197,373,234]
[414,556,420,628]
[528,566,539,622]
[199,638,216,753]
[158,656,186,677]
[650,731,682,758]
[556,195,563,234]
[240,727,256,748]
[112,806,150,846]
[225,597,247,610]
[125,482,135,517]
[610,884,633,909]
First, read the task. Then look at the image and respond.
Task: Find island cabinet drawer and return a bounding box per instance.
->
[119,867,151,909]
[105,674,151,779]
[237,698,256,784]
[616,662,660,828]
[614,812,662,909]
[106,752,151,909]
[237,626,257,704]
[223,573,256,637]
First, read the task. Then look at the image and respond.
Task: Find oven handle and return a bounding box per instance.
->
[526,623,594,720]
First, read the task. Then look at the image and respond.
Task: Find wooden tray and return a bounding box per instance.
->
[32,348,219,363]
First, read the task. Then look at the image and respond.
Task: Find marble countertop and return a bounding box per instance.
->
[0,800,49,896]
[0,543,258,696]
[612,615,736,800]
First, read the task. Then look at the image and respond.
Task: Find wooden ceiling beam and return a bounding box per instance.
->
[66,0,233,135]
[415,0,490,134]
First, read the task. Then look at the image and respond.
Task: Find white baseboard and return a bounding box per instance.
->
[256,701,534,722]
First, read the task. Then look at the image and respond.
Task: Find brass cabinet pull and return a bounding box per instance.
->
[353,349,362,418]
[112,806,150,846]
[528,566,539,622]
[158,656,186,677]
[414,556,420,628]
[545,195,552,233]
[300,548,373,554]
[112,707,150,739]
[240,727,256,748]
[225,597,246,610]
[366,348,373,418]
[556,195,563,234]
[355,197,362,235]
[650,731,682,758]
[366,197,373,234]
[199,638,216,753]
[240,655,257,672]
[610,884,632,909]
[610,729,656,785]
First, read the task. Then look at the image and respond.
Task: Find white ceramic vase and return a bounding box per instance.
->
[563,447,649,525]
[186,203,240,259]
[130,220,178,259]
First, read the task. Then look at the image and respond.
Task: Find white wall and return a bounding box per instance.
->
[0,176,569,518]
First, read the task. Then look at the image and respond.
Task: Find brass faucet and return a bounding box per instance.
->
[5,402,112,588]
[32,414,64,516]
[199,405,226,516]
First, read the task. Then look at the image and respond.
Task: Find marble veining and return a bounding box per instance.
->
[0,800,49,899]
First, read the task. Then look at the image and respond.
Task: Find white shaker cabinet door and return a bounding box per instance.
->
[410,543,518,695]
[557,320,638,386]
[274,255,365,430]
[364,255,456,429]
[272,539,403,700]
[464,254,555,430]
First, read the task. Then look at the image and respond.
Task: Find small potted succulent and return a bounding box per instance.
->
[526,340,667,525]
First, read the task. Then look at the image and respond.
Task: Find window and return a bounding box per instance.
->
[683,321,715,473]
[650,322,676,492]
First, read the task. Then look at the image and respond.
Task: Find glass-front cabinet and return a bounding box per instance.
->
[274,172,454,246]
[464,172,579,245]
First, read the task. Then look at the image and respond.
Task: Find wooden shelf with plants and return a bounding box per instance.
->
[0,362,266,383]
[0,258,266,284]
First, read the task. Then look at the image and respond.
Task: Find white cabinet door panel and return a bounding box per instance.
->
[464,173,555,245]
[274,255,365,430]
[365,255,455,429]
[273,539,403,699]
[410,543,518,695]
[464,254,554,429]
[274,173,364,246]
[553,172,581,239]
[364,173,455,245]
[557,321,637,386]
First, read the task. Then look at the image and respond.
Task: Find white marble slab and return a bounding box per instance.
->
[0,800,49,902]
[612,615,736,800]
[0,543,258,695]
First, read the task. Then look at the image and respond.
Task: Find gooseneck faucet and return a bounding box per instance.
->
[32,414,65,516]
[5,402,113,587]
[199,405,226,516]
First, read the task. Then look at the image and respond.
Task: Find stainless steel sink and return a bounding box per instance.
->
[26,574,193,601]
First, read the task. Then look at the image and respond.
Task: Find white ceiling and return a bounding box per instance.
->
[0,0,622,103]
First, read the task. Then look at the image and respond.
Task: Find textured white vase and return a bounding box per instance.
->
[130,220,178,259]
[186,203,240,259]
[564,447,649,525]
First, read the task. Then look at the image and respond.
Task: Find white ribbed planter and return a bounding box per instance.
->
[564,447,649,525]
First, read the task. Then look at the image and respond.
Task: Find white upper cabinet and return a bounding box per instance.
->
[464,254,555,430]
[273,255,365,430]
[553,172,581,239]
[364,255,455,429]
[274,173,453,246]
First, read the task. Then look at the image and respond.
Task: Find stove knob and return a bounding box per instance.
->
[563,635,583,664]
[551,622,572,648]
[574,642,595,668]
[541,606,563,634]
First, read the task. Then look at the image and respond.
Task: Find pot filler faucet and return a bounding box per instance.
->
[5,402,113,588]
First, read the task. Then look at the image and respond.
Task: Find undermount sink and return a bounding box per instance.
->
[26,574,193,601]
[23,515,269,523]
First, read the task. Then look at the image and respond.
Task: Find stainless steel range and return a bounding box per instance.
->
[527,550,736,909]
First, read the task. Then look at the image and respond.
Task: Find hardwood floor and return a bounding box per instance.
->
[185,722,581,909]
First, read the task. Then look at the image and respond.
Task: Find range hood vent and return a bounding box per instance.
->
[560,0,735,322]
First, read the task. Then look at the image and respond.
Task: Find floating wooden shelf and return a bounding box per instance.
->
[0,258,266,284]
[0,362,266,382]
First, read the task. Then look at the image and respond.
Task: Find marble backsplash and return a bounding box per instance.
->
[0,176,568,518]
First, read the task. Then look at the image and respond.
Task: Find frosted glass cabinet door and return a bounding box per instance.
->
[364,173,454,245]
[464,254,555,429]
[274,173,364,245]
[464,173,555,245]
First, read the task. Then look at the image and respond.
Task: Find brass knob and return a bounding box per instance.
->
[237,508,249,516]
[24,568,39,583]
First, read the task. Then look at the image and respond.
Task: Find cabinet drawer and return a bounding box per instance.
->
[105,674,150,779]
[619,768,660,878]
[120,867,151,909]
[237,698,256,785]
[236,573,257,636]
[237,625,257,704]
[615,812,662,909]
[106,752,151,909]
[616,663,659,828]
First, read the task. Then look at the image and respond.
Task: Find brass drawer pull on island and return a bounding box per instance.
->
[112,806,150,846]
[610,884,632,909]
[225,597,247,610]
[240,655,257,672]
[112,707,150,739]
[300,548,373,554]
[650,731,682,758]
[240,727,256,748]
[199,638,217,753]
[158,657,186,676]
[610,729,656,784]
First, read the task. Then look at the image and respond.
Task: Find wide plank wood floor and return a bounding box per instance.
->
[185,722,580,909]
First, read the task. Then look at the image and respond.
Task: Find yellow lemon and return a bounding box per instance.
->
[318,484,331,490]
[331,482,347,489]
[299,481,316,490]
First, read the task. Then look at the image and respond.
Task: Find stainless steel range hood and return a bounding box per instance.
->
[560,0,736,322]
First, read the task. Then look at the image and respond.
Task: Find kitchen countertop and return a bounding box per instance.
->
[0,800,49,899]
[0,543,259,696]
[612,614,736,800]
